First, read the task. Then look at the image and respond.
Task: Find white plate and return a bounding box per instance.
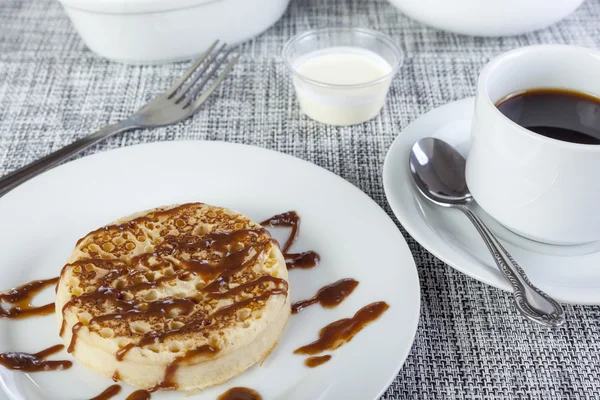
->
[0,141,420,400]
[383,97,600,305]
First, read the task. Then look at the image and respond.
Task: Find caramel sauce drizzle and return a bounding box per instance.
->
[260,211,320,270]
[61,209,289,366]
[217,387,263,400]
[304,354,332,368]
[88,384,121,400]
[294,301,389,355]
[126,390,152,400]
[292,278,359,314]
[67,322,83,353]
[260,212,299,253]
[112,370,121,382]
[149,345,217,392]
[116,344,135,361]
[0,344,72,372]
[0,277,58,319]
[285,251,320,270]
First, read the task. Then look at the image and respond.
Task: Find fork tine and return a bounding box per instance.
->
[166,40,219,99]
[175,43,228,104]
[183,48,236,106]
[188,53,241,110]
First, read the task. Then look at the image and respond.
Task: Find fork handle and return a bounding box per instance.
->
[455,204,566,327]
[0,120,137,198]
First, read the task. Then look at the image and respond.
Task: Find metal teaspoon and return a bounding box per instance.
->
[409,137,565,327]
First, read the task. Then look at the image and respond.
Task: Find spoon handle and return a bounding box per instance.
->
[455,204,566,327]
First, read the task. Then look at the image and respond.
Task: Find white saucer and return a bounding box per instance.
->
[383,97,600,305]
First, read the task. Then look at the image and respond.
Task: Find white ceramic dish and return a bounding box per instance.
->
[388,0,585,36]
[0,141,420,400]
[57,0,290,64]
[383,97,600,305]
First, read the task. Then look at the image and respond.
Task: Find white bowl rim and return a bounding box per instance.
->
[59,0,246,15]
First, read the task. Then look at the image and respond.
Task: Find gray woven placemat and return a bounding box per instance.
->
[1,0,600,399]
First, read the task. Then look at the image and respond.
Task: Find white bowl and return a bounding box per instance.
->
[57,0,291,64]
[388,0,585,36]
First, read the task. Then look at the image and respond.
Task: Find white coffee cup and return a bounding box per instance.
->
[466,45,600,245]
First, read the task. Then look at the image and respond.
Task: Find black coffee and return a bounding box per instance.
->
[495,88,600,145]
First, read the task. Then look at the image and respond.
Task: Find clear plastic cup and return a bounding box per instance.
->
[282,28,404,126]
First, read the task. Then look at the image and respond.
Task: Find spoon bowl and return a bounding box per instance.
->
[409,137,471,206]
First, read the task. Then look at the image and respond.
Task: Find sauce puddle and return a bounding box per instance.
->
[304,354,332,368]
[285,251,320,270]
[292,278,359,314]
[0,344,72,372]
[0,277,58,319]
[294,301,389,355]
[88,384,121,400]
[126,390,152,400]
[218,387,262,400]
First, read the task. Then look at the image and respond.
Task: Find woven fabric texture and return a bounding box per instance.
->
[1,0,600,399]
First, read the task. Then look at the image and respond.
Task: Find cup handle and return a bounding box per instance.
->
[455,204,566,327]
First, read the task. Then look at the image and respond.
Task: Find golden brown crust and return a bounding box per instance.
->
[59,203,288,358]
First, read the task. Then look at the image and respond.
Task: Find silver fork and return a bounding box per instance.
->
[0,40,240,198]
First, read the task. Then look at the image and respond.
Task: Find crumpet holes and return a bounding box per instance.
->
[144,290,158,301]
[164,268,175,277]
[209,337,220,348]
[79,312,92,326]
[99,328,115,338]
[167,308,182,318]
[148,344,160,353]
[168,343,182,353]
[192,223,212,236]
[169,321,184,330]
[130,321,151,335]
[102,243,115,252]
[236,309,251,322]
[181,273,194,282]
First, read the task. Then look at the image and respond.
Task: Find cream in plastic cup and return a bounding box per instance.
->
[283,28,403,126]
